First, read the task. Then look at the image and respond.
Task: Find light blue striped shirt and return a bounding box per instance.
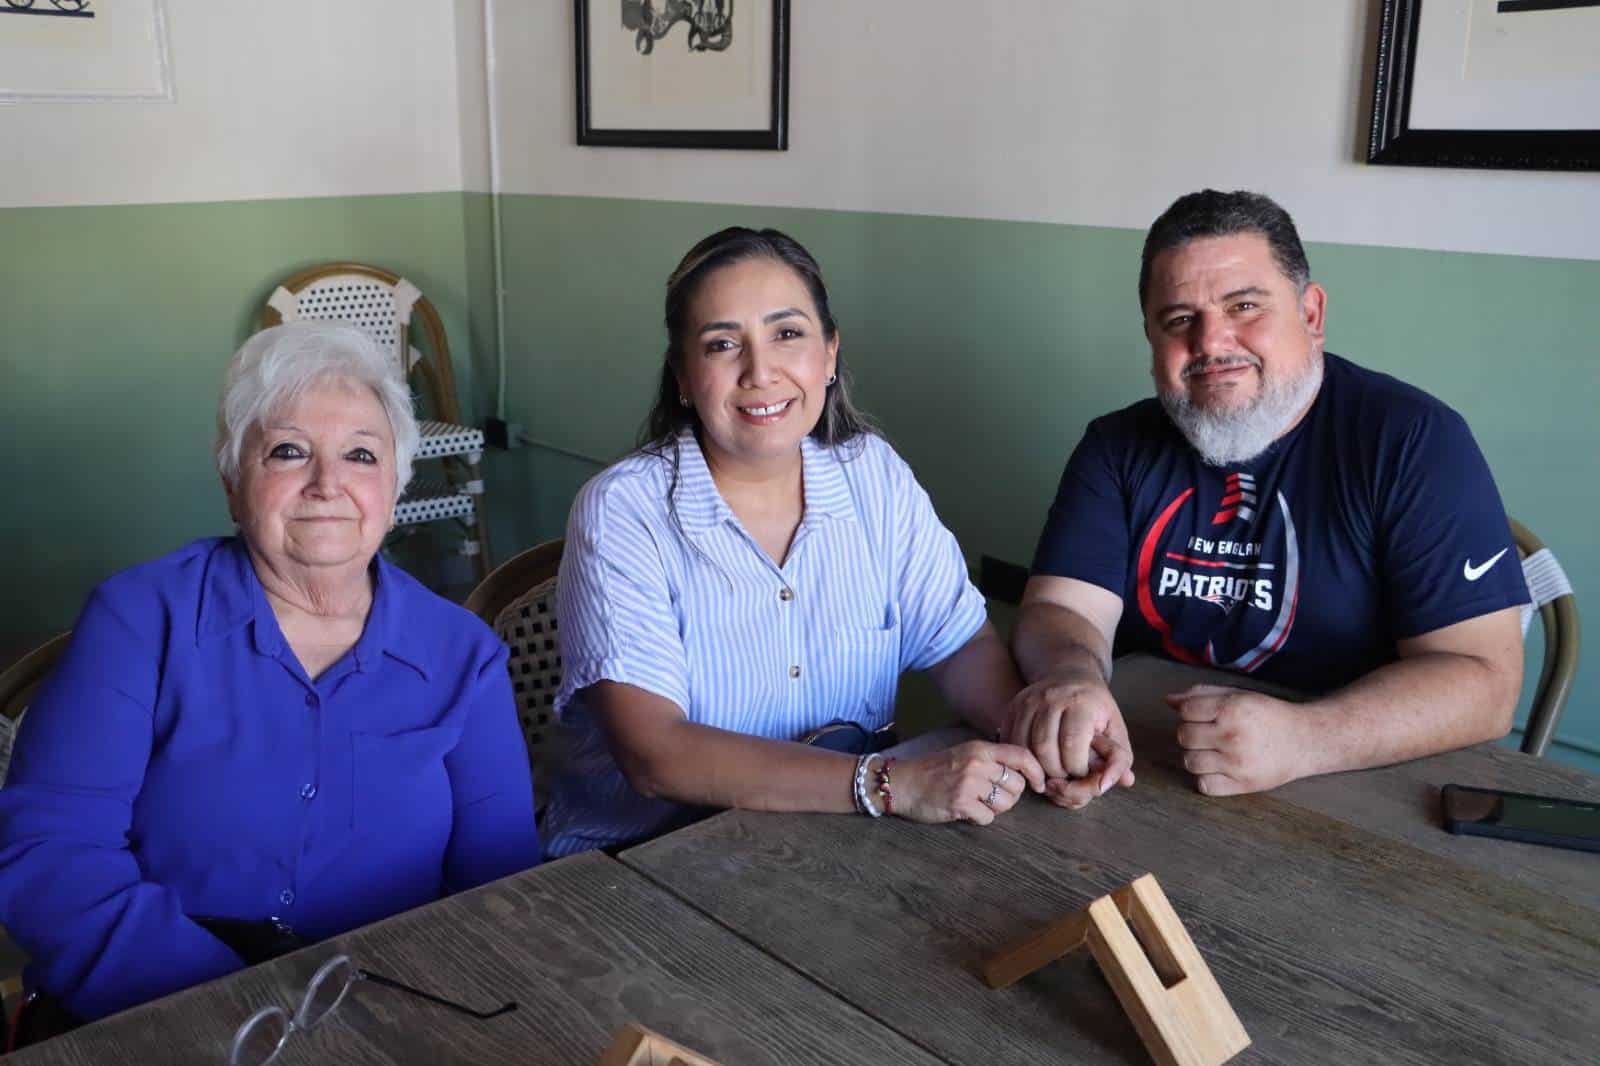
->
[541,429,987,856]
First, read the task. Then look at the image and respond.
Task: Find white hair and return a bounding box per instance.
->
[215,321,418,497]
[1159,348,1324,467]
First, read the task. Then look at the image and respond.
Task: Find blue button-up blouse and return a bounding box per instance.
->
[541,431,987,857]
[0,537,540,1020]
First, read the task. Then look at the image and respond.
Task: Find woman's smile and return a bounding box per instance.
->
[735,397,795,424]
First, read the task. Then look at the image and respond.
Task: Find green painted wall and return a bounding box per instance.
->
[0,192,490,641]
[6,189,1595,773]
[491,194,1599,772]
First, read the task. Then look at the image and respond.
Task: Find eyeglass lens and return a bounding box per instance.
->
[229,1007,289,1066]
[299,956,355,1029]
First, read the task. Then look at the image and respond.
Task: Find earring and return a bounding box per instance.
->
[825,374,837,386]
[678,394,691,407]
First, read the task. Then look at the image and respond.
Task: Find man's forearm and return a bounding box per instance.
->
[1295,651,1518,778]
[1012,601,1111,686]
[926,623,1023,737]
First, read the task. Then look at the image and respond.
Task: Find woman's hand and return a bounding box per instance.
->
[892,741,1046,825]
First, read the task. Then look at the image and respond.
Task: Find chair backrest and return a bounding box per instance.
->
[0,633,70,784]
[1510,517,1580,758]
[260,261,465,427]
[465,541,567,809]
[464,540,565,625]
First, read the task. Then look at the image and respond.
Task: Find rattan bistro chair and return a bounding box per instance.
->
[260,262,491,580]
[0,633,69,1018]
[1509,519,1580,758]
[465,541,566,814]
[0,633,69,779]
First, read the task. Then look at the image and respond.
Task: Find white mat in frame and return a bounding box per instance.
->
[0,0,173,103]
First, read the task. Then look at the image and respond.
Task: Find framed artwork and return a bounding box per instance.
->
[1368,0,1600,170]
[575,0,789,149]
[0,0,174,103]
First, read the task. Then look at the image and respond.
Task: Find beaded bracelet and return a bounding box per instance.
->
[875,757,897,815]
[851,753,868,814]
[862,755,884,818]
[853,753,883,818]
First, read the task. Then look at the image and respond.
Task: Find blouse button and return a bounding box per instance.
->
[304,693,317,708]
[778,587,794,602]
[300,783,317,801]
[279,889,295,906]
[788,665,801,680]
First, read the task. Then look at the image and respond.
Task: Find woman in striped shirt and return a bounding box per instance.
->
[541,228,1049,857]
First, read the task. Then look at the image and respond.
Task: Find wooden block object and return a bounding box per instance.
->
[599,1022,724,1066]
[983,874,1249,1066]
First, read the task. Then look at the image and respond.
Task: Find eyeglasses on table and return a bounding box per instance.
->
[226,953,516,1066]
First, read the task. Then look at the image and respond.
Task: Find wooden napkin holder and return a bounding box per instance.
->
[983,873,1249,1066]
[599,1021,723,1066]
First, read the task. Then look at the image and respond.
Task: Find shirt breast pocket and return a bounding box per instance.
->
[830,619,902,726]
[350,725,457,833]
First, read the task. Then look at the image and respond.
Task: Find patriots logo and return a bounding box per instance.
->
[1136,485,1301,673]
[1198,589,1247,613]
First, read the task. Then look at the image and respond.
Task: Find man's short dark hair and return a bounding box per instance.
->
[1138,189,1311,309]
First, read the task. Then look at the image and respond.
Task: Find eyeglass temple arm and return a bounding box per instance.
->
[356,969,517,1020]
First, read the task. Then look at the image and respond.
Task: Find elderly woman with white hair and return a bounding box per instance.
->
[0,321,540,1032]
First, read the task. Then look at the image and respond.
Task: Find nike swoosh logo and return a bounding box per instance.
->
[1463,548,1510,582]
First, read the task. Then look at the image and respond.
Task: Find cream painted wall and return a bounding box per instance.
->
[454,0,491,194]
[0,0,466,208]
[492,0,1600,262]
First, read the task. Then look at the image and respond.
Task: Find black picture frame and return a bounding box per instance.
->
[1367,0,1600,170]
[575,0,790,150]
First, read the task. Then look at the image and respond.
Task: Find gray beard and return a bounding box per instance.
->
[1159,351,1324,467]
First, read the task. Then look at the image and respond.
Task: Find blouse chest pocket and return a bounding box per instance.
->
[350,725,456,832]
[824,617,902,727]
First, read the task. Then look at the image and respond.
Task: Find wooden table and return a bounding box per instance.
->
[1119,655,1600,912]
[11,852,943,1065]
[622,655,1600,1065]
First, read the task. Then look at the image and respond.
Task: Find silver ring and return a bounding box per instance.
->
[997,766,1010,786]
[984,782,1001,807]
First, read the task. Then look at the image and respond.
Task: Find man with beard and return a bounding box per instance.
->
[1005,190,1528,806]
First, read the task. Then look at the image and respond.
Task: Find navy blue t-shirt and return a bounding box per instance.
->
[1032,354,1529,692]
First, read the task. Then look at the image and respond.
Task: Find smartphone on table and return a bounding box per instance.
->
[1441,783,1600,855]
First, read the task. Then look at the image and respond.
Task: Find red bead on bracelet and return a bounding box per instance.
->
[876,757,897,815]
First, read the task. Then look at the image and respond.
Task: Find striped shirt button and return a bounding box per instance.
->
[788,665,801,679]
[779,587,794,602]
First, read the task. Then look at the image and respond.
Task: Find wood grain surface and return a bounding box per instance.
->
[1111,654,1600,910]
[622,660,1600,1065]
[9,853,944,1066]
